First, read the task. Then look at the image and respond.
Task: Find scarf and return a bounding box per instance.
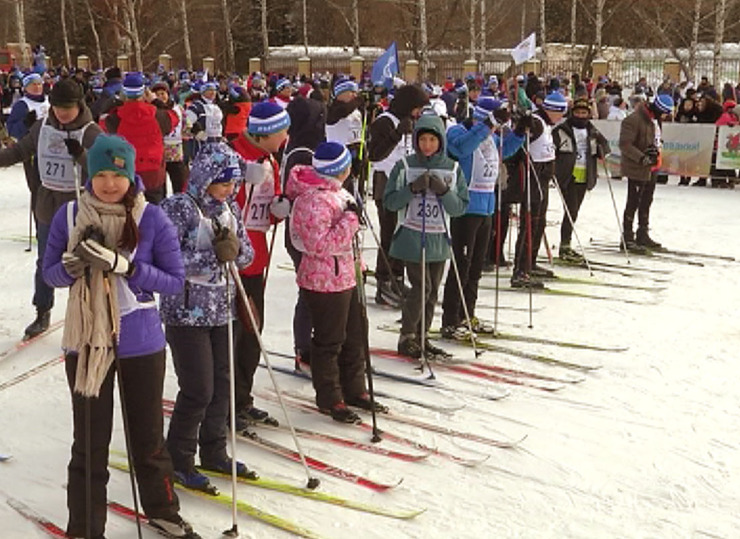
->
[62,190,146,397]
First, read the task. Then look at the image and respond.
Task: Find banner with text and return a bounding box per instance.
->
[715,125,740,170]
[591,120,716,177]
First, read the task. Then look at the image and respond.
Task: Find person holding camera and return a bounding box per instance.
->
[42,134,199,538]
[619,94,674,250]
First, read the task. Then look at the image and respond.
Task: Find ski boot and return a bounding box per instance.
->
[530,264,555,279]
[346,392,389,413]
[24,309,50,341]
[424,340,453,361]
[510,272,545,289]
[200,457,258,480]
[398,333,422,359]
[374,279,402,308]
[148,514,202,539]
[319,402,362,424]
[440,324,472,341]
[469,316,495,335]
[173,468,219,495]
[636,227,663,250]
[238,405,279,427]
[558,244,584,264]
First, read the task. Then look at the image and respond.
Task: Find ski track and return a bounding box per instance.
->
[1,164,739,538]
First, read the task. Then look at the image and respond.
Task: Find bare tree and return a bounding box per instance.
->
[60,0,71,67]
[84,0,103,69]
[689,0,702,80]
[15,0,29,67]
[539,0,546,47]
[469,0,477,58]
[352,0,360,56]
[221,0,235,72]
[520,0,527,41]
[175,0,193,70]
[420,0,429,78]
[261,0,269,60]
[480,0,486,62]
[713,0,727,85]
[302,0,309,56]
[570,0,576,45]
[595,0,605,50]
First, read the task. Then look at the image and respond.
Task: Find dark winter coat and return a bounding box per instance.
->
[553,119,610,191]
[368,84,428,164]
[619,105,656,182]
[42,177,185,359]
[0,102,102,224]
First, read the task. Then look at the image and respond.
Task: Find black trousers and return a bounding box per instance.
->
[304,287,367,409]
[165,160,189,195]
[623,174,657,233]
[234,273,264,411]
[285,223,312,358]
[65,350,179,538]
[373,171,404,282]
[402,261,446,336]
[513,163,551,274]
[442,214,492,327]
[166,325,231,471]
[487,203,511,264]
[560,181,588,245]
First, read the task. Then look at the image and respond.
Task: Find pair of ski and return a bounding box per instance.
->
[0,319,64,364]
[589,238,736,264]
[376,324,603,373]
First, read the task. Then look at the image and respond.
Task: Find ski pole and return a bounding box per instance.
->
[351,234,382,443]
[223,268,239,537]
[417,190,437,379]
[525,130,534,329]
[227,262,320,490]
[25,194,32,253]
[102,273,143,539]
[436,198,482,358]
[600,157,631,263]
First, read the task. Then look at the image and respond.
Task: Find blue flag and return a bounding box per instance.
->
[372,42,399,90]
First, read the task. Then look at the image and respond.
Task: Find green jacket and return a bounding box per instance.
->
[383,113,469,263]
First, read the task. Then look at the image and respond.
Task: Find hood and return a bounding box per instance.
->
[412,113,447,166]
[186,141,246,210]
[285,164,340,200]
[389,84,429,119]
[286,96,326,151]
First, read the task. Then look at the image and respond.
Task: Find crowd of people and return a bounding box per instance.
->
[2,52,737,538]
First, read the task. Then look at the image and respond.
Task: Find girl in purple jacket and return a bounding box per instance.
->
[42,134,199,539]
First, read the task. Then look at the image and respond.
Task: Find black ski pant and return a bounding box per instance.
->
[513,162,551,275]
[442,214,492,327]
[234,273,264,412]
[560,181,588,245]
[401,260,446,337]
[285,223,312,360]
[65,350,179,538]
[373,171,404,283]
[304,287,367,409]
[487,202,511,264]
[166,324,231,471]
[165,160,189,195]
[623,174,657,236]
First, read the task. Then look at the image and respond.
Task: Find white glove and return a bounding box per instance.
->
[270,194,291,219]
[62,252,86,279]
[194,130,208,142]
[74,238,130,275]
[243,160,272,185]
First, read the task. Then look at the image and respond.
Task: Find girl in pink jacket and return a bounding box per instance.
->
[286,142,384,423]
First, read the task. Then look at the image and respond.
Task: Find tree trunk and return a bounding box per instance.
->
[123,0,142,71]
[521,0,526,41]
[352,0,360,56]
[175,0,192,70]
[261,0,269,60]
[539,0,546,49]
[60,0,71,67]
[480,0,486,63]
[595,0,605,50]
[689,0,702,81]
[302,0,308,56]
[15,0,29,67]
[419,0,428,78]
[85,0,103,71]
[469,0,477,59]
[570,0,576,45]
[713,0,725,86]
[221,0,235,72]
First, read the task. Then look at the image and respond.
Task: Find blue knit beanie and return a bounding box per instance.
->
[654,94,675,114]
[122,72,145,99]
[22,73,42,88]
[248,101,291,135]
[542,92,568,113]
[275,78,292,92]
[333,76,358,98]
[87,134,136,184]
[473,97,503,121]
[313,142,352,176]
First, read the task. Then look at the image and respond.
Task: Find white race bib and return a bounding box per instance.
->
[469,136,499,192]
[242,180,275,232]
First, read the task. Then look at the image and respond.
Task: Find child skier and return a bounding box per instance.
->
[287,141,386,423]
[383,112,469,359]
[160,141,257,494]
[42,134,199,539]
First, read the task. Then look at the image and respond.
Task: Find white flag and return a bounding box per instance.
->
[511,33,537,65]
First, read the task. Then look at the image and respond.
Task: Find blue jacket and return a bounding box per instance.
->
[446,121,525,215]
[6,96,44,140]
[42,179,186,359]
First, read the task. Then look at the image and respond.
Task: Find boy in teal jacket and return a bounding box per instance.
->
[384,113,469,360]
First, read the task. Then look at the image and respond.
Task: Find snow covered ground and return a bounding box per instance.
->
[0,162,739,539]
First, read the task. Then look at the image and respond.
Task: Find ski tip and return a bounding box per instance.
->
[0,454,12,462]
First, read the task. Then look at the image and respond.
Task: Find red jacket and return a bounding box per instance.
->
[224,101,251,137]
[231,134,282,277]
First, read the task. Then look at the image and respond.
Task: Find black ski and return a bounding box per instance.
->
[589,238,736,262]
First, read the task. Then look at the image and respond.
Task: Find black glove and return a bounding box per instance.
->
[152,99,169,110]
[513,111,534,136]
[24,110,37,128]
[63,138,84,159]
[410,172,430,194]
[220,102,239,115]
[641,145,659,166]
[191,122,203,136]
[212,227,240,263]
[345,199,364,224]
[482,115,496,130]
[493,107,512,126]
[397,117,414,135]
[428,173,449,196]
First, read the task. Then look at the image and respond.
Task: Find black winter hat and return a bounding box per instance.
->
[104,67,122,81]
[50,78,83,108]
